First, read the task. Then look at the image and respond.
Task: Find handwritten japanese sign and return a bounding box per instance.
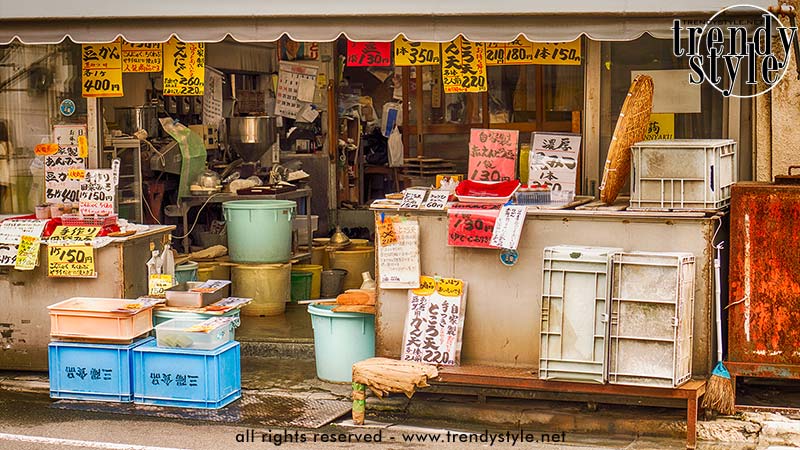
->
[346,41,392,67]
[393,37,441,66]
[377,216,420,289]
[163,38,205,96]
[0,220,48,267]
[376,216,398,247]
[447,206,500,249]
[82,42,123,98]
[79,169,115,216]
[441,37,487,93]
[45,155,86,204]
[53,124,88,158]
[14,235,40,271]
[529,132,581,202]
[122,42,162,72]
[399,189,427,209]
[422,190,450,210]
[48,226,101,243]
[468,129,519,182]
[48,244,96,278]
[401,277,467,365]
[276,61,318,119]
[490,205,527,250]
[644,113,675,140]
[149,274,175,297]
[486,38,582,65]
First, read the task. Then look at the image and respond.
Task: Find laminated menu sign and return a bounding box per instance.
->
[82,42,123,98]
[346,41,392,67]
[0,220,48,266]
[45,155,86,204]
[393,37,441,66]
[79,169,115,216]
[163,38,205,96]
[441,37,487,93]
[490,205,527,250]
[486,38,582,66]
[276,61,318,119]
[122,42,162,72]
[401,276,467,365]
[468,129,519,182]
[48,244,96,278]
[376,216,420,289]
[447,204,500,249]
[14,235,40,271]
[149,274,175,297]
[528,132,581,202]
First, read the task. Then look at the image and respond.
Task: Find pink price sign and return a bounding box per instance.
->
[467,129,519,182]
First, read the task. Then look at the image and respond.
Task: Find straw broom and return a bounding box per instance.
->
[702,242,735,415]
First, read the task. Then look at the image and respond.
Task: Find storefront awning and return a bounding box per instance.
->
[0,0,775,44]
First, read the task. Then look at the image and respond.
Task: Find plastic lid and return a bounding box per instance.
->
[222,199,296,210]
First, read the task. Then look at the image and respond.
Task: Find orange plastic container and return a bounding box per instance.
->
[48,298,154,342]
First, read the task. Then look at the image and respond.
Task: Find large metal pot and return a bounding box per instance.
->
[227,116,277,162]
[115,105,159,138]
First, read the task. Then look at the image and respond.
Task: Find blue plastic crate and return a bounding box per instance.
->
[132,340,241,409]
[48,337,154,402]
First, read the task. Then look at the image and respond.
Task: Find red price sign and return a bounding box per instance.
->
[468,129,519,182]
[447,208,500,249]
[346,41,391,67]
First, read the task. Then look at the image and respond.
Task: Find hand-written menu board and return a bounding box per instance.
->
[48,244,96,278]
[441,37,487,93]
[346,41,392,67]
[0,220,48,266]
[14,235,40,271]
[45,155,86,204]
[122,42,162,73]
[490,205,527,250]
[53,125,88,158]
[528,133,581,202]
[163,38,205,96]
[399,189,426,209]
[203,68,224,127]
[447,204,501,249]
[422,190,450,210]
[82,42,123,98]
[401,276,467,365]
[376,216,420,289]
[48,226,101,243]
[468,129,519,182]
[79,169,115,216]
[393,37,441,66]
[276,61,318,119]
[486,38,582,65]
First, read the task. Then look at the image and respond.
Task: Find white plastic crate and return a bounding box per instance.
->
[607,252,695,388]
[539,245,622,383]
[629,139,736,211]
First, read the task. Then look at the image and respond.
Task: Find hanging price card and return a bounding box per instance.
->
[48,244,96,278]
[346,41,392,67]
[422,190,450,210]
[163,38,205,96]
[486,38,582,66]
[48,226,101,243]
[447,206,500,249]
[148,274,175,297]
[122,42,162,72]
[441,37,487,94]
[490,205,527,250]
[399,189,427,209]
[376,216,398,246]
[468,129,519,182]
[393,37,441,66]
[79,169,115,216]
[14,235,40,271]
[82,42,123,98]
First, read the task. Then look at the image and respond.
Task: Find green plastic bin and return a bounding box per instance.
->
[307,303,375,382]
[291,271,313,302]
[222,200,295,263]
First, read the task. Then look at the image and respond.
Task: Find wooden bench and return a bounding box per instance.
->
[434,365,706,449]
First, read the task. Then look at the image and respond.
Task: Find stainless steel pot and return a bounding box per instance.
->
[115,105,159,138]
[227,116,277,162]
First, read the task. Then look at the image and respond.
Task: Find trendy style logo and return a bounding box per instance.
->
[672,4,798,97]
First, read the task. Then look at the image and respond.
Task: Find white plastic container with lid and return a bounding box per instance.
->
[155,317,236,350]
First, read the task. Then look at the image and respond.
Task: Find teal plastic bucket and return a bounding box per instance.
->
[290,271,313,302]
[223,200,295,263]
[307,303,375,382]
[175,261,198,284]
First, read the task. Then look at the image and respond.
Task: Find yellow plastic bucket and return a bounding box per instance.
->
[329,247,375,290]
[231,263,291,316]
[197,261,231,282]
[292,264,322,299]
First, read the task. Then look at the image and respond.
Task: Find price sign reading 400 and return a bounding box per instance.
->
[82,42,124,98]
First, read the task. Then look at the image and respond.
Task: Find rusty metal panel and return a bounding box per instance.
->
[729,183,800,366]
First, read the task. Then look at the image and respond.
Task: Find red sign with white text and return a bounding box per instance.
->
[447,206,500,249]
[346,41,392,67]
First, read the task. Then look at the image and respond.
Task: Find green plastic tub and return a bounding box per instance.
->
[222,200,295,263]
[175,261,198,284]
[307,303,375,382]
[290,271,313,302]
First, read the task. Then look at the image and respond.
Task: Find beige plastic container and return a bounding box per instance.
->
[48,297,154,341]
[197,261,231,282]
[329,247,375,290]
[231,263,291,316]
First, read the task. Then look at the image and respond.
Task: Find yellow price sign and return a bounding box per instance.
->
[377,217,398,247]
[148,274,175,297]
[82,42,122,70]
[486,38,582,66]
[412,276,437,296]
[644,113,675,140]
[47,244,96,278]
[77,135,89,158]
[122,42,163,73]
[436,278,464,297]
[393,36,441,66]
[163,38,205,96]
[441,37,487,94]
[82,68,124,98]
[14,235,40,271]
[49,226,101,242]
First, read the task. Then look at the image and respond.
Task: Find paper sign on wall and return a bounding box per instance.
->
[528,132,581,202]
[53,124,88,158]
[402,277,467,365]
[644,113,675,140]
[447,204,500,249]
[490,205,527,250]
[163,38,205,96]
[14,235,40,271]
[393,37,441,66]
[275,61,318,119]
[441,37,487,93]
[376,216,420,289]
[79,169,115,216]
[486,38,582,66]
[346,41,392,67]
[0,220,48,267]
[81,42,123,98]
[45,155,86,204]
[468,129,519,182]
[122,42,162,73]
[48,244,96,278]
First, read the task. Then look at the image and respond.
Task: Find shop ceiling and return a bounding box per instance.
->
[1,0,774,44]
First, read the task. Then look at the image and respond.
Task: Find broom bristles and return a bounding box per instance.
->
[703,373,736,415]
